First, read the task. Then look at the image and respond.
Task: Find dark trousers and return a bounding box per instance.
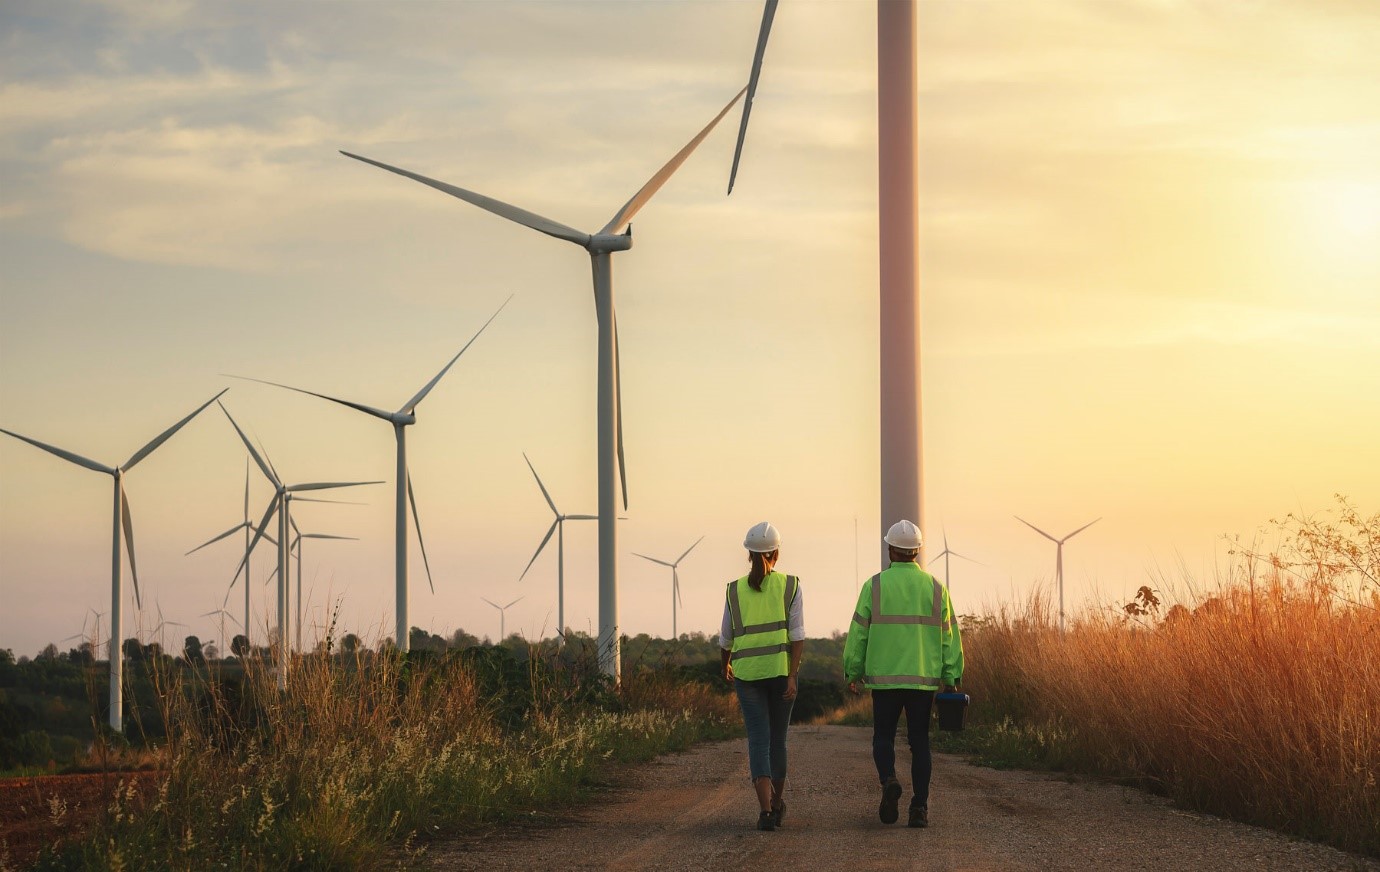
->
[871,688,935,808]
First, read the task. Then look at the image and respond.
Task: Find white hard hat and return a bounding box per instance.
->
[743,521,781,553]
[884,519,923,550]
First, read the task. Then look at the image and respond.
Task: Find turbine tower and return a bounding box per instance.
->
[729,0,925,565]
[482,596,523,643]
[0,388,225,732]
[632,535,704,640]
[229,296,509,653]
[219,402,379,688]
[341,87,746,681]
[518,453,596,645]
[1015,516,1100,635]
[927,528,982,592]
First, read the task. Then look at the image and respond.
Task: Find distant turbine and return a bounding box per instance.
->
[186,457,277,645]
[219,402,380,688]
[517,453,597,645]
[341,86,747,681]
[288,515,357,653]
[482,596,523,643]
[632,536,704,640]
[228,296,509,654]
[927,528,983,592]
[200,607,242,657]
[151,602,186,646]
[1015,516,1101,635]
[1,389,225,732]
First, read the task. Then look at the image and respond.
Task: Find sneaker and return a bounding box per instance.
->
[771,800,786,827]
[757,811,776,831]
[908,804,929,828]
[879,777,902,824]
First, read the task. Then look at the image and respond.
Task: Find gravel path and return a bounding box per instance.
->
[428,725,1379,871]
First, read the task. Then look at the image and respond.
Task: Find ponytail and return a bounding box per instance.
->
[747,549,779,591]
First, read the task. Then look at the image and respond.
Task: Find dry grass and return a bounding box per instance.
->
[30,645,738,871]
[956,501,1380,857]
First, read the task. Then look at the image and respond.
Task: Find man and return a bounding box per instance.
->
[843,519,963,828]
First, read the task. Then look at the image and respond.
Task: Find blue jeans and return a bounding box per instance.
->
[734,676,794,781]
[872,688,935,807]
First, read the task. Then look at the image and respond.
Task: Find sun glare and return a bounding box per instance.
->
[1296,179,1380,271]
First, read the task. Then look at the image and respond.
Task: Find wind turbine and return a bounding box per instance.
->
[150,602,186,648]
[632,536,704,641]
[1015,516,1101,636]
[186,458,277,645]
[219,402,380,688]
[200,607,242,659]
[228,296,509,654]
[482,596,523,643]
[340,86,747,682]
[288,516,357,653]
[927,529,982,592]
[0,389,225,732]
[729,0,926,565]
[517,453,597,645]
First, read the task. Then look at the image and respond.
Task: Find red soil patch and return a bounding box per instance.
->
[0,771,161,868]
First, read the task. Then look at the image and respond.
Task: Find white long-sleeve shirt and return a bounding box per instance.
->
[719,580,806,650]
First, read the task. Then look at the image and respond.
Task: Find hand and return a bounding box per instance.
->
[783,676,798,700]
[944,683,962,694]
[723,663,734,684]
[848,681,861,695]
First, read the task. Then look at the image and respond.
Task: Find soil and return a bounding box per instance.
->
[0,770,160,869]
[427,724,1380,872]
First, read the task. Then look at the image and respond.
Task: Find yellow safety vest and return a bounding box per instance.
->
[843,562,962,690]
[726,571,798,681]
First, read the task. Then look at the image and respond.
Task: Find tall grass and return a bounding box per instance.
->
[957,501,1380,857]
[30,643,739,871]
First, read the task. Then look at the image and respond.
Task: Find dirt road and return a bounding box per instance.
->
[430,725,1377,871]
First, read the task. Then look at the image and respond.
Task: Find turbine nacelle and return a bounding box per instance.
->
[585,230,633,254]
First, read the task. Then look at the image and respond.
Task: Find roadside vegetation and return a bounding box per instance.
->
[826,497,1379,858]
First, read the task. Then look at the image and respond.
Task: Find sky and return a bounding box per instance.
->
[2,0,1378,659]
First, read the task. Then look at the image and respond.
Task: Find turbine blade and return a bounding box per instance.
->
[286,480,383,493]
[340,151,591,246]
[186,523,246,555]
[0,428,114,475]
[225,374,394,421]
[289,514,300,537]
[1063,517,1102,542]
[523,453,559,516]
[1014,516,1059,543]
[482,597,501,610]
[566,514,598,521]
[301,533,359,541]
[243,457,250,521]
[122,389,227,471]
[926,548,950,566]
[232,498,279,585]
[674,571,683,609]
[407,472,435,595]
[950,550,984,566]
[520,519,559,581]
[400,295,514,414]
[632,552,674,568]
[727,0,779,195]
[675,535,705,565]
[120,482,141,609]
[219,403,278,486]
[505,596,523,609]
[600,85,748,235]
[289,496,370,505]
[615,317,628,510]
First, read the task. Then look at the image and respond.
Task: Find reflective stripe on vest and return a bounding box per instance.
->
[864,673,943,687]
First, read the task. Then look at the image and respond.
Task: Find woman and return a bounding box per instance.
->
[720,521,805,831]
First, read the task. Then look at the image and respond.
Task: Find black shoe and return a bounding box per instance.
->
[772,800,786,827]
[908,804,929,828]
[879,777,902,824]
[757,811,776,831]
